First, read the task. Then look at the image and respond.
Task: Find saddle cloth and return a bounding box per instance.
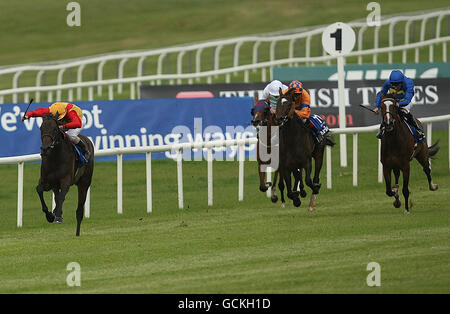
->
[402,117,426,143]
[309,114,330,138]
[73,143,88,168]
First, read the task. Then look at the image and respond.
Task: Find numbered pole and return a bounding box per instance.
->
[337,55,347,167]
[322,22,356,168]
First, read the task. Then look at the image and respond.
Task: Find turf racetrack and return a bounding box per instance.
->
[0,132,449,293]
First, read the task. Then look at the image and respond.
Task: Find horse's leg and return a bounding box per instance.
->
[75,184,89,236]
[36,183,55,223]
[415,150,438,191]
[278,173,286,208]
[304,159,317,195]
[271,171,279,203]
[285,169,301,207]
[402,164,411,213]
[296,169,307,198]
[258,163,268,192]
[53,184,70,223]
[392,168,401,208]
[383,166,395,197]
[312,148,324,194]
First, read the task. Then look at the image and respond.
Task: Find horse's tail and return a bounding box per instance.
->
[428,139,440,159]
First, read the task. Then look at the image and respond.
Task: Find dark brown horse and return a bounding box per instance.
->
[251,96,303,206]
[37,113,94,236]
[379,97,439,213]
[275,87,334,210]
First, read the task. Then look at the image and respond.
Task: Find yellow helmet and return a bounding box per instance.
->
[49,102,68,120]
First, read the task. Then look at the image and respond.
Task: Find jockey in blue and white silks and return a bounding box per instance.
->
[374,70,424,141]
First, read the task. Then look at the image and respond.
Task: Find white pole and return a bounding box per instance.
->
[353,133,358,186]
[238,144,244,201]
[117,154,123,214]
[85,187,90,218]
[326,145,332,189]
[378,139,383,183]
[207,148,213,206]
[427,123,432,147]
[266,166,272,197]
[17,162,24,228]
[427,123,432,169]
[146,152,152,213]
[177,149,184,209]
[337,56,347,167]
[448,121,450,170]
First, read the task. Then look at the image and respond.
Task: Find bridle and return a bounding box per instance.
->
[40,118,62,154]
[381,98,398,131]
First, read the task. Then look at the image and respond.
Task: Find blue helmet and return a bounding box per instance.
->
[389,70,404,83]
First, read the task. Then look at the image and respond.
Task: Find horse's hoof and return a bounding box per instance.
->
[293,198,301,207]
[288,191,299,200]
[53,217,64,223]
[300,190,307,198]
[308,206,315,212]
[430,183,438,191]
[281,202,286,208]
[45,212,55,223]
[271,195,278,203]
[393,199,401,208]
[404,210,410,214]
[259,186,268,192]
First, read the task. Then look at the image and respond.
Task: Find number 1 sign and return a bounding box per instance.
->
[322,22,356,167]
[322,22,356,56]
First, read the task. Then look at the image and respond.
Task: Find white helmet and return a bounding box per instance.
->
[263,80,288,108]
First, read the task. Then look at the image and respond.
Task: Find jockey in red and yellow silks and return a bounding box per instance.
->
[22,102,90,160]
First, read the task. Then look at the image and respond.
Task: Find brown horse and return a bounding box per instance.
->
[275,87,334,210]
[379,97,439,213]
[251,96,304,206]
[37,113,94,236]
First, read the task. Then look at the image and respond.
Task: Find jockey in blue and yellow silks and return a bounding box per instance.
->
[374,70,424,141]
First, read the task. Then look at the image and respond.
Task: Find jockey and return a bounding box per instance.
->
[262,80,288,114]
[374,70,424,141]
[287,80,325,143]
[22,102,90,160]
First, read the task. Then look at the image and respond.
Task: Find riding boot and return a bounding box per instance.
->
[76,139,90,161]
[376,124,385,139]
[404,112,425,141]
[308,122,324,143]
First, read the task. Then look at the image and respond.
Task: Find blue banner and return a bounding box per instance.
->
[0,98,257,161]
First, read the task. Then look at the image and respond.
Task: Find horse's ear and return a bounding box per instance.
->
[254,94,259,104]
[279,87,283,96]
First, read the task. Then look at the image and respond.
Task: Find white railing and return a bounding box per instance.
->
[1,114,449,228]
[0,36,448,105]
[0,8,448,104]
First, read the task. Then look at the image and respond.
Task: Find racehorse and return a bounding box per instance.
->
[379,97,439,213]
[275,87,334,210]
[37,113,94,236]
[251,95,303,206]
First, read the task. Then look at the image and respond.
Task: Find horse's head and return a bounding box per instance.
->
[251,96,270,129]
[380,97,399,133]
[40,113,63,157]
[275,87,295,126]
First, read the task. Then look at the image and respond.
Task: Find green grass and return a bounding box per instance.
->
[0,132,449,293]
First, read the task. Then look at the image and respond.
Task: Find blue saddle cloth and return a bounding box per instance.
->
[403,118,426,143]
[308,114,330,139]
[73,144,88,168]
